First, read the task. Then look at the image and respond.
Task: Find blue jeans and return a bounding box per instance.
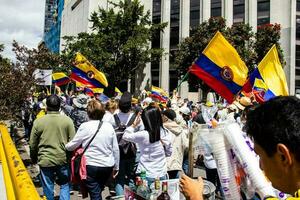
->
[39,165,70,200]
[84,165,113,200]
[115,157,136,196]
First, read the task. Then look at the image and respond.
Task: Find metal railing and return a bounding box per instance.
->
[0,124,43,200]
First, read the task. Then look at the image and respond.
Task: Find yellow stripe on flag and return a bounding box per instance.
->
[203,31,248,86]
[257,45,289,96]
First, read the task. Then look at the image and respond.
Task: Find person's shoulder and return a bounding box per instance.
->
[102,121,114,130]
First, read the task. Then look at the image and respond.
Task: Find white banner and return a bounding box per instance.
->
[33,69,53,85]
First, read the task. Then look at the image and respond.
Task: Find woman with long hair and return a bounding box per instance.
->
[122,105,173,185]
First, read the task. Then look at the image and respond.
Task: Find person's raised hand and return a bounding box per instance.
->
[179,174,204,200]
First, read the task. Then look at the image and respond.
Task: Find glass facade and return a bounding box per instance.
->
[190,0,200,31]
[44,0,64,53]
[169,0,180,92]
[211,0,222,17]
[44,0,56,33]
[257,0,270,26]
[233,0,245,24]
[151,0,161,87]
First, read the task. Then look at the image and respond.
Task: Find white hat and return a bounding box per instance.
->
[73,94,88,109]
[179,106,190,115]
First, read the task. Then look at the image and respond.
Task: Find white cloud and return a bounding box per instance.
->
[0,0,45,61]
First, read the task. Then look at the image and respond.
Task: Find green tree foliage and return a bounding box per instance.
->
[61,0,167,94]
[0,42,62,120]
[175,17,284,92]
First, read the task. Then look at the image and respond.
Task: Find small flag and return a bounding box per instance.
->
[189,31,248,103]
[52,72,70,86]
[115,87,122,95]
[243,45,289,102]
[71,53,108,88]
[151,86,168,102]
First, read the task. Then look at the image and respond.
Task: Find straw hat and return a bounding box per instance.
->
[233,97,252,111]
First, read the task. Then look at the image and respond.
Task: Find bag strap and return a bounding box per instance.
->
[114,114,121,127]
[126,113,137,127]
[82,121,103,154]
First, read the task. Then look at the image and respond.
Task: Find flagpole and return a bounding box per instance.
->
[176,71,189,92]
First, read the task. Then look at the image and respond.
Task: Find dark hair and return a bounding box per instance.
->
[46,95,61,111]
[141,106,163,143]
[162,109,176,121]
[245,96,300,161]
[87,100,105,120]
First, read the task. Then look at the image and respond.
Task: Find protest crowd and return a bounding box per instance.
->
[17,32,300,200]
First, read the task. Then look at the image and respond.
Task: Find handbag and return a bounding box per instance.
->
[72,121,103,180]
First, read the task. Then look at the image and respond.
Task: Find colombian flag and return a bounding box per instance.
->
[189,31,248,103]
[243,45,289,102]
[71,53,108,88]
[52,72,70,86]
[151,86,168,102]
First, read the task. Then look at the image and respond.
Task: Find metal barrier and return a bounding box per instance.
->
[0,124,42,200]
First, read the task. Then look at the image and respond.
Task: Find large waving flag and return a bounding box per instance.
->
[71,53,108,88]
[52,72,70,86]
[189,31,248,103]
[243,45,289,102]
[151,86,169,102]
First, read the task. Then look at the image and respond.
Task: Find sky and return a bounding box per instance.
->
[0,0,45,61]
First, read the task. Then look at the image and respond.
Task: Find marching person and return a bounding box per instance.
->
[65,100,119,200]
[30,95,75,200]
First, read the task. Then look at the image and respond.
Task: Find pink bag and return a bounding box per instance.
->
[70,148,88,183]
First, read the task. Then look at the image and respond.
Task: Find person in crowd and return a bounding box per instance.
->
[29,95,75,200]
[122,105,173,186]
[102,99,118,123]
[21,95,34,140]
[65,100,119,200]
[110,92,142,196]
[162,109,188,179]
[180,96,300,200]
[70,94,89,131]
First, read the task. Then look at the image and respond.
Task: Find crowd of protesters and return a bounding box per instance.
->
[19,88,300,200]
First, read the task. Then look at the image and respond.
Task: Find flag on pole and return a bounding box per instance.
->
[71,52,108,88]
[189,31,248,103]
[52,72,70,86]
[243,45,289,102]
[115,87,122,95]
[151,86,168,102]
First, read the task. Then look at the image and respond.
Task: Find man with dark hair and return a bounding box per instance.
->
[245,96,300,198]
[30,95,75,200]
[180,96,300,199]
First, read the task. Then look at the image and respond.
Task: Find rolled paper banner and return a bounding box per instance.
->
[223,123,276,198]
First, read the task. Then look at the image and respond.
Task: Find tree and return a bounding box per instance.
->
[62,0,167,95]
[175,17,284,96]
[0,42,64,120]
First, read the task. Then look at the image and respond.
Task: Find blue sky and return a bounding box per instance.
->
[0,0,45,60]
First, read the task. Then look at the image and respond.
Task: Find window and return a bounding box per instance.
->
[151,0,161,86]
[190,0,200,31]
[71,0,82,11]
[211,0,222,17]
[297,16,300,40]
[297,0,300,12]
[233,0,245,24]
[257,0,270,26]
[170,0,180,49]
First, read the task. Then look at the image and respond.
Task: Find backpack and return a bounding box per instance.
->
[114,113,137,159]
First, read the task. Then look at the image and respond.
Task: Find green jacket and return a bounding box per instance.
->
[30,111,76,167]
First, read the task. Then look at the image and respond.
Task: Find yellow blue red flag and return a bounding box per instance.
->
[52,72,70,86]
[71,53,108,88]
[151,86,168,102]
[243,45,289,102]
[189,31,248,103]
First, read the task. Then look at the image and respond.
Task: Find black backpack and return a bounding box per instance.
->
[114,113,137,159]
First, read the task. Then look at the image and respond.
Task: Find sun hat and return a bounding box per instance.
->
[73,94,88,109]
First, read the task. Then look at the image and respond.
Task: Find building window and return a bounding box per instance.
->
[297,16,300,40]
[296,45,300,75]
[211,0,222,17]
[297,0,300,12]
[170,0,180,50]
[233,0,245,24]
[257,0,270,26]
[71,0,82,11]
[190,0,200,31]
[151,0,161,87]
